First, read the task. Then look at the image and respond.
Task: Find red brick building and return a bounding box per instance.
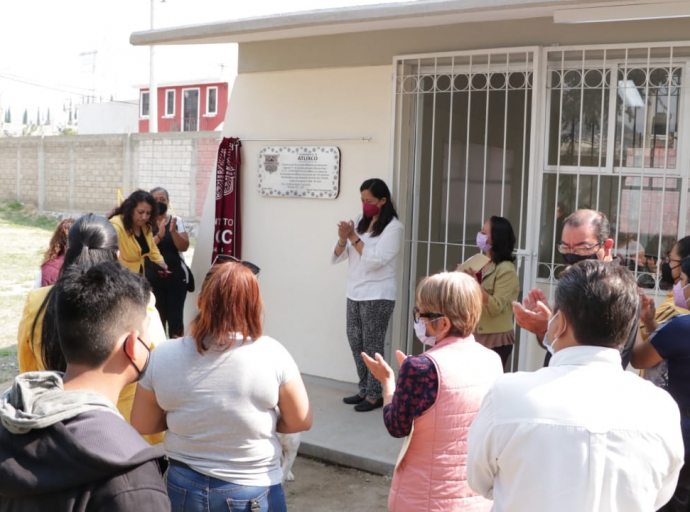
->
[138,78,229,133]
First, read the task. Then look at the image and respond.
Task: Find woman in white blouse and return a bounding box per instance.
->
[332,178,404,412]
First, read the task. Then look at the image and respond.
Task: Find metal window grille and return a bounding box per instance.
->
[392,42,690,371]
[539,44,690,301]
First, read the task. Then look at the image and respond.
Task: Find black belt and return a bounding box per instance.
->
[168,458,194,470]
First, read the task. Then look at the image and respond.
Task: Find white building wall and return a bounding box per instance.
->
[190,65,394,383]
[77,102,139,135]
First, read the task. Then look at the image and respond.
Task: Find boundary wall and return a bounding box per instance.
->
[0,132,220,224]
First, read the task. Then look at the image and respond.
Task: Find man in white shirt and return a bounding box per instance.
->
[467,260,684,512]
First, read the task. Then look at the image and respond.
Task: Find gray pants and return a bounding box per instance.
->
[346,299,395,401]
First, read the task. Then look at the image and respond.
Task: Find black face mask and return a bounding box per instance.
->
[562,252,599,266]
[124,337,151,382]
[156,202,168,215]
[660,260,676,286]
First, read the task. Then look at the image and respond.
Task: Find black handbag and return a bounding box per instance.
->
[182,261,195,293]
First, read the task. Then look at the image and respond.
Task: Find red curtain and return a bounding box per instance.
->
[212,137,242,261]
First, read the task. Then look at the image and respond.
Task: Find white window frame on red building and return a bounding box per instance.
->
[164,89,176,118]
[205,86,218,116]
[139,91,150,118]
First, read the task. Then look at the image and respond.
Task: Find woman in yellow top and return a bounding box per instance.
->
[108,190,167,275]
[461,216,520,369]
[16,214,165,444]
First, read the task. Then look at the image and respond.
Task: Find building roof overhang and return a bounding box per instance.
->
[130,0,667,46]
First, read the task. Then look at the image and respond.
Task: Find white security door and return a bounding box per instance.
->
[391,49,539,371]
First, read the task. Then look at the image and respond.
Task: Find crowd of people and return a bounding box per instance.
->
[1,180,690,511]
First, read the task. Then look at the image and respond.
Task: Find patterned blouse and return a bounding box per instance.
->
[383,354,439,438]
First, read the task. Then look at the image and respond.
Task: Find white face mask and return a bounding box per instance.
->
[414,320,438,347]
[545,312,564,355]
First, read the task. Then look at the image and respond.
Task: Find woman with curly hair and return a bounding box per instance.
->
[108,190,167,275]
[38,218,75,287]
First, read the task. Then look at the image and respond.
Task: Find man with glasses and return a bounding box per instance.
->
[513,209,639,368]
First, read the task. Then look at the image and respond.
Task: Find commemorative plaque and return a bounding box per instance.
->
[257,146,340,199]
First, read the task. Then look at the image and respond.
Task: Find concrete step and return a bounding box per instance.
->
[300,375,402,476]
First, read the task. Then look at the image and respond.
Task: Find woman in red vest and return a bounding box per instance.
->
[363,271,503,511]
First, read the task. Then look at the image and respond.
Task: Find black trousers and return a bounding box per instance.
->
[345,299,395,401]
[152,276,188,338]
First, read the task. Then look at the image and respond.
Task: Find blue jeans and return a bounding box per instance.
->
[166,465,287,512]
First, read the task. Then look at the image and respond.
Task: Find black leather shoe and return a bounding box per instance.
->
[354,397,384,412]
[343,394,366,405]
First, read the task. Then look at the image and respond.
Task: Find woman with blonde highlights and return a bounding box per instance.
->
[364,272,503,511]
[131,259,312,512]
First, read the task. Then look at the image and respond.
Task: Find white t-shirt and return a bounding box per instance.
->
[139,335,299,486]
[331,217,404,301]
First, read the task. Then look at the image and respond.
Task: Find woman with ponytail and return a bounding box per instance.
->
[16,213,166,444]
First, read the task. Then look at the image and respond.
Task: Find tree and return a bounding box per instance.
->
[22,109,28,125]
[36,108,40,125]
[22,124,39,137]
[7,107,11,124]
[59,126,78,136]
[45,108,51,126]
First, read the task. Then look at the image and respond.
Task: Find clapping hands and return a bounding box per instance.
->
[512,288,552,338]
[337,220,355,241]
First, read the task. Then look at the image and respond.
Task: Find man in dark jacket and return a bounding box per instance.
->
[0,262,170,511]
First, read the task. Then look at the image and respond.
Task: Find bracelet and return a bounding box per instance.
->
[353,238,361,245]
[337,240,347,247]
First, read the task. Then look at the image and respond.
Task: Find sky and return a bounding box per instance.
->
[1,0,406,126]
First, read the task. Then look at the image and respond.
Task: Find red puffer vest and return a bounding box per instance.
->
[388,336,502,511]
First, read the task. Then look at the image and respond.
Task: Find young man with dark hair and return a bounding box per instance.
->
[0,262,169,511]
[467,260,684,512]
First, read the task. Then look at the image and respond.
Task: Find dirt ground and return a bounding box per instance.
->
[286,457,390,511]
[0,204,391,511]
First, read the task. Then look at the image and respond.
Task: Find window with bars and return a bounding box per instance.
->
[539,46,689,292]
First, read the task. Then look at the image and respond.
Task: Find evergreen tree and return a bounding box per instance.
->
[22,109,28,125]
[6,107,11,124]
[36,108,40,125]
[45,108,51,125]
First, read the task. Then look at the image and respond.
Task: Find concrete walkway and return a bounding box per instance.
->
[300,375,403,476]
[0,375,402,476]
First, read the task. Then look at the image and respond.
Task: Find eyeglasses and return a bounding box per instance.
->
[557,242,601,256]
[212,254,261,276]
[413,307,443,324]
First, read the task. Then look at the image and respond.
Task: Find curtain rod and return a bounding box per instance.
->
[237,136,372,142]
